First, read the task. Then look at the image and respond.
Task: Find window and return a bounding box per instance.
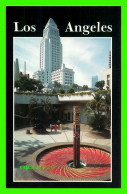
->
[107,75,110,79]
[107,74,110,87]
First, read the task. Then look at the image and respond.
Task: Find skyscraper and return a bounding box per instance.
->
[92,75,98,89]
[33,18,74,86]
[103,51,112,89]
[14,58,19,81]
[109,51,111,68]
[40,18,62,84]
[23,61,26,75]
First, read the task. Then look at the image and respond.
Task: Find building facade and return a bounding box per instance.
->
[33,70,45,84]
[33,18,74,86]
[14,58,19,81]
[15,93,93,124]
[40,18,62,72]
[92,75,98,89]
[103,51,112,89]
[51,64,74,85]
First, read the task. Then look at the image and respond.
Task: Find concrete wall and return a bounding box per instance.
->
[15,93,59,105]
[58,94,93,102]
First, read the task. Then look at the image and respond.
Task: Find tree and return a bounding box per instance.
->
[59,88,65,94]
[85,90,111,131]
[28,97,51,133]
[67,87,74,93]
[83,85,88,91]
[15,75,43,92]
[103,90,111,128]
[95,80,105,90]
[41,97,51,112]
[54,81,61,88]
[52,89,57,94]
[72,83,78,90]
[37,82,44,92]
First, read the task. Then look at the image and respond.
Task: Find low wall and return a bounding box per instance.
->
[58,94,93,102]
[14,93,59,104]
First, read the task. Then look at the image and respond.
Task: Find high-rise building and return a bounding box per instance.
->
[109,51,111,68]
[92,75,98,89]
[103,51,112,89]
[14,58,19,81]
[23,61,26,75]
[51,64,74,85]
[40,18,62,84]
[33,70,45,83]
[33,18,74,86]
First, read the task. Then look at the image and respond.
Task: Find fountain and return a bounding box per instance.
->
[30,106,111,181]
[67,106,86,168]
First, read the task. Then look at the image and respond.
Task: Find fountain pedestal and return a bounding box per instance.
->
[73,106,80,168]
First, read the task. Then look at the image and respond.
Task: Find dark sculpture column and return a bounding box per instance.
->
[73,106,80,168]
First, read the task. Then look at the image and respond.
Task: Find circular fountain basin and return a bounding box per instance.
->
[30,143,111,181]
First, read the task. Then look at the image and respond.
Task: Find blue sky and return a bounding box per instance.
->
[14,37,111,87]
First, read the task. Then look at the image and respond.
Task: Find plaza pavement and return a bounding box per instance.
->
[14,123,111,181]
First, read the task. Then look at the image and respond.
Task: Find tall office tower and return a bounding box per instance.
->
[103,51,112,89]
[92,75,98,89]
[40,18,62,84]
[109,51,111,68]
[14,58,19,81]
[23,61,26,75]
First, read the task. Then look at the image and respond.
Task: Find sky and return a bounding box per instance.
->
[14,37,111,87]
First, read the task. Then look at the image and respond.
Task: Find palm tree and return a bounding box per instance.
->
[28,97,51,132]
[102,91,111,128]
[85,90,111,131]
[41,97,51,112]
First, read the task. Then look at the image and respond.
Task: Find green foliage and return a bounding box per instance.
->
[59,88,65,94]
[41,97,51,112]
[89,115,107,131]
[38,82,44,92]
[85,90,111,131]
[95,80,105,90]
[82,85,88,91]
[28,97,51,132]
[52,89,57,94]
[15,75,43,92]
[54,81,61,88]
[72,83,78,89]
[59,91,91,96]
[67,87,74,93]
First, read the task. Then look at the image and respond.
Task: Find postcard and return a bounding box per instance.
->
[6,6,121,188]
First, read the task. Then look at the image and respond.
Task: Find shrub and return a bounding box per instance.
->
[88,115,107,131]
[52,89,57,94]
[59,88,65,94]
[67,87,74,93]
[85,90,111,131]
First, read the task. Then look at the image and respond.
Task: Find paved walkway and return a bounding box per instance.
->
[14,123,111,181]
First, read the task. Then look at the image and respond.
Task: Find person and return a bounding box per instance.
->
[59,124,63,131]
[57,120,60,125]
[54,124,57,132]
[50,124,53,132]
[57,120,60,130]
